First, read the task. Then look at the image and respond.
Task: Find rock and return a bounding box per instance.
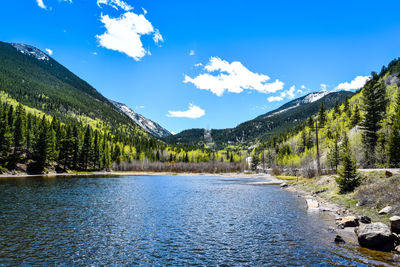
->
[360,216,371,224]
[280,183,288,188]
[338,216,359,228]
[385,170,393,177]
[378,206,393,215]
[390,216,400,234]
[314,189,327,195]
[305,198,319,209]
[355,222,395,251]
[334,235,345,243]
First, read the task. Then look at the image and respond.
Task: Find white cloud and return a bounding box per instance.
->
[301,85,306,89]
[286,85,295,99]
[184,57,284,96]
[93,52,98,56]
[36,0,72,9]
[136,105,144,110]
[268,96,284,102]
[189,50,195,56]
[97,0,133,11]
[36,0,47,9]
[320,83,327,91]
[194,63,202,67]
[152,29,163,44]
[45,48,53,55]
[96,11,162,60]
[335,76,370,91]
[167,104,205,119]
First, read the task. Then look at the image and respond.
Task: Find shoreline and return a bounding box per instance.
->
[0,171,284,183]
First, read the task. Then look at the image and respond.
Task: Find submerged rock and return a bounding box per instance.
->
[378,206,393,215]
[334,235,345,244]
[390,216,400,234]
[360,216,371,224]
[280,183,288,188]
[355,222,395,251]
[338,216,359,228]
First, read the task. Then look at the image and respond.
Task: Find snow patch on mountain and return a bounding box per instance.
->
[302,90,332,103]
[109,99,171,138]
[11,43,50,61]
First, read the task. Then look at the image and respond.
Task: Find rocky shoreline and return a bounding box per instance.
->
[282,183,400,255]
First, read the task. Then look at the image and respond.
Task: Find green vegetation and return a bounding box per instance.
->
[165,91,353,149]
[256,57,400,181]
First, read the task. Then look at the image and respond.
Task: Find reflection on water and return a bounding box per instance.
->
[0,176,397,265]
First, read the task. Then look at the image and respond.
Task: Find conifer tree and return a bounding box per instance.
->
[351,104,361,127]
[388,94,400,167]
[361,78,387,167]
[318,102,326,126]
[327,133,340,172]
[33,116,49,173]
[81,126,92,170]
[10,104,25,168]
[0,104,12,169]
[336,134,360,193]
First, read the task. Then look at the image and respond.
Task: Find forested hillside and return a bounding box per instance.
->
[254,57,400,176]
[165,90,353,148]
[0,42,244,174]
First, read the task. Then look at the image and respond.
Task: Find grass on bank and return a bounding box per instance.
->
[286,171,398,224]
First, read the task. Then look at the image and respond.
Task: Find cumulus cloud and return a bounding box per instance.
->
[268,96,284,102]
[97,0,133,11]
[167,104,205,119]
[184,57,284,96]
[320,83,327,91]
[45,48,53,55]
[189,50,195,56]
[96,11,163,60]
[335,76,370,91]
[36,0,47,9]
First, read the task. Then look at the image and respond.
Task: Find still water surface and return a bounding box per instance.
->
[0,175,397,266]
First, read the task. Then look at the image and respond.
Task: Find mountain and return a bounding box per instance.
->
[164,90,353,148]
[0,41,156,140]
[109,99,171,138]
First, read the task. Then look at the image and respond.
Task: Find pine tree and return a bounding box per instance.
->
[361,79,387,167]
[251,154,259,171]
[0,104,12,169]
[388,94,400,167]
[336,134,360,193]
[327,133,340,172]
[81,126,92,170]
[318,102,326,126]
[33,116,49,173]
[10,104,25,168]
[72,125,79,170]
[351,104,361,127]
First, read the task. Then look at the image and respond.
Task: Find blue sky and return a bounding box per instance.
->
[1,0,400,133]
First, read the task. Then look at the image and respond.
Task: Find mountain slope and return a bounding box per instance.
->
[109,99,171,138]
[0,41,152,139]
[165,90,353,147]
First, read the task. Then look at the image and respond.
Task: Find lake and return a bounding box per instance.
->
[0,175,396,265]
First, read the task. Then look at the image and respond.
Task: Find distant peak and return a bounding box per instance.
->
[11,43,50,61]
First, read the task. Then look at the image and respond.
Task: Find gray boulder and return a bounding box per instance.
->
[355,222,395,251]
[390,216,400,234]
[378,206,392,215]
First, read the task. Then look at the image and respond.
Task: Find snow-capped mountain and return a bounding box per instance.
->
[12,43,50,61]
[109,99,172,138]
[260,90,333,119]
